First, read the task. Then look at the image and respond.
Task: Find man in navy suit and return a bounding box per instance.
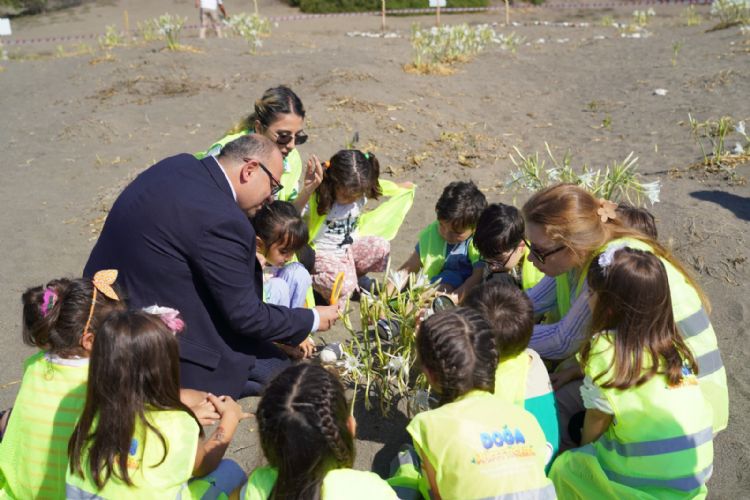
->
[84,134,338,398]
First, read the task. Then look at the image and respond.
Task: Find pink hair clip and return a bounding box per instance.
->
[142,305,185,334]
[40,288,58,317]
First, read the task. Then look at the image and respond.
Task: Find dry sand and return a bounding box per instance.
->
[1,0,748,495]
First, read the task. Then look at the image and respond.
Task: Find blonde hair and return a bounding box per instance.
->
[522,183,709,310]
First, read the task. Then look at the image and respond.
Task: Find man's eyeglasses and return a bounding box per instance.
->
[272,131,308,147]
[524,238,566,264]
[245,158,284,196]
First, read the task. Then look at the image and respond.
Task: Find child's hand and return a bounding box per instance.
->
[256,252,267,268]
[192,397,221,426]
[299,337,316,358]
[207,394,252,422]
[302,155,324,195]
[550,366,584,391]
[398,181,415,190]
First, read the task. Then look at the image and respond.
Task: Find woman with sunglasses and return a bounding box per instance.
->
[521,183,727,449]
[196,85,323,212]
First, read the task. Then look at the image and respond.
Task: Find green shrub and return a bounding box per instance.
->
[299,0,488,14]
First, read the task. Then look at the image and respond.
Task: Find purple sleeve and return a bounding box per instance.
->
[529,282,592,360]
[526,276,557,315]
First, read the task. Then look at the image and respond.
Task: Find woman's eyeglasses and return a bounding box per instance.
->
[272,131,308,147]
[524,238,566,264]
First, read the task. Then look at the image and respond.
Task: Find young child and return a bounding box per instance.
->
[394,308,554,500]
[67,310,249,498]
[253,200,312,308]
[237,363,397,499]
[307,150,413,303]
[464,282,560,463]
[550,247,713,499]
[0,272,124,499]
[616,202,658,239]
[398,181,487,300]
[473,203,545,290]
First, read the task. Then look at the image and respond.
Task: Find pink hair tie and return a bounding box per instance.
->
[142,305,185,334]
[40,288,58,317]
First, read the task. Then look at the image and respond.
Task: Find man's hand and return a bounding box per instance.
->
[314,304,339,331]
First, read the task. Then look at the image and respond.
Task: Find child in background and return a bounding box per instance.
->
[550,247,713,499]
[616,203,658,239]
[398,182,487,301]
[308,150,411,303]
[253,201,312,308]
[0,272,125,498]
[393,308,554,500]
[472,203,545,291]
[67,310,249,499]
[464,282,559,464]
[237,363,397,499]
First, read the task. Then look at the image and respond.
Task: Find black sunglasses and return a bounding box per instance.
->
[273,131,308,147]
[246,158,284,196]
[524,238,566,264]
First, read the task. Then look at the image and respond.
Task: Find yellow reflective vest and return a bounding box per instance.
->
[195,129,303,202]
[417,221,481,281]
[66,410,201,499]
[0,352,88,499]
[407,390,556,500]
[242,466,397,500]
[306,180,416,247]
[550,331,714,499]
[554,237,728,433]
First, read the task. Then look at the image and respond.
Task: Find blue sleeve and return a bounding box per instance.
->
[524,392,560,471]
[529,282,593,359]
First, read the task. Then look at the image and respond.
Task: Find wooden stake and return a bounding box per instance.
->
[123,10,130,37]
[504,0,510,26]
[436,3,441,26]
[381,0,386,32]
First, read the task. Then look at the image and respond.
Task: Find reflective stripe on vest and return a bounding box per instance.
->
[578,444,714,492]
[582,332,714,495]
[597,427,713,457]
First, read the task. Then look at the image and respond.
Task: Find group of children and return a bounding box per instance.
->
[0,84,721,498]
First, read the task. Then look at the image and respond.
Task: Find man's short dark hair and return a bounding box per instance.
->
[463,282,534,360]
[474,203,525,259]
[219,134,277,164]
[435,181,487,229]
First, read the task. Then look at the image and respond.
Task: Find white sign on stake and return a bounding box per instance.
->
[429,0,446,7]
[0,18,11,36]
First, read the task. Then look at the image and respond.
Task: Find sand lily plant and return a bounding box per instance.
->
[227,13,271,54]
[688,114,750,171]
[336,267,439,417]
[408,23,522,74]
[505,143,661,206]
[141,14,187,51]
[710,0,750,30]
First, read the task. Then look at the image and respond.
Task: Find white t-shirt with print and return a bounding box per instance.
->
[313,198,365,258]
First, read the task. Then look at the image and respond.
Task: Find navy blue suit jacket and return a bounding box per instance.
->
[84,153,314,397]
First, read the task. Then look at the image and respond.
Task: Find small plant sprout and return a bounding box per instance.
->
[99,25,126,50]
[682,5,703,26]
[687,113,750,172]
[632,8,656,27]
[602,115,613,129]
[227,13,271,54]
[506,143,661,206]
[600,14,616,27]
[672,40,684,66]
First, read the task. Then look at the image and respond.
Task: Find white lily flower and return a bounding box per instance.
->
[641,180,662,205]
[735,121,746,136]
[578,171,596,189]
[385,353,406,372]
[341,352,363,376]
[732,142,745,155]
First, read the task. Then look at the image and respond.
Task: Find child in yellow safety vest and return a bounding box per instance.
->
[0,272,125,499]
[397,182,487,302]
[390,308,556,500]
[472,202,545,291]
[253,200,312,309]
[66,309,251,499]
[235,363,398,499]
[307,150,414,304]
[464,282,560,466]
[549,246,714,499]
